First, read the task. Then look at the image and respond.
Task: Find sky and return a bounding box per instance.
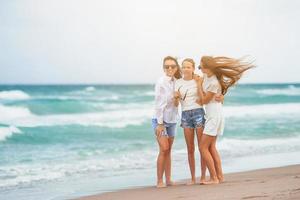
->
[0,0,299,84]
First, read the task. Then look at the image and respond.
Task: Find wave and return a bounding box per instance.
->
[256,85,300,96]
[0,102,299,128]
[0,105,32,121]
[218,136,300,158]
[84,86,96,92]
[0,103,154,128]
[0,149,156,188]
[132,90,155,97]
[34,94,120,101]
[0,90,30,100]
[2,135,300,188]
[223,103,300,118]
[0,126,22,141]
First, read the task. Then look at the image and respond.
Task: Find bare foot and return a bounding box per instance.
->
[200,177,206,185]
[156,182,167,188]
[218,176,225,183]
[166,180,176,186]
[186,179,196,185]
[203,178,219,185]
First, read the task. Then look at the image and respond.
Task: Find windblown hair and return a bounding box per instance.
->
[163,56,182,79]
[201,56,255,95]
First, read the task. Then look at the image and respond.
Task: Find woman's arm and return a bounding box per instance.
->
[195,76,204,106]
[197,79,216,104]
[199,87,215,104]
[173,91,180,107]
[154,83,167,136]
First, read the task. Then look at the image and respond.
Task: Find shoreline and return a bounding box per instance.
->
[76,164,300,200]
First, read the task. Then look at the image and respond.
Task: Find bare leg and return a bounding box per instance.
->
[156,136,169,188]
[209,137,224,182]
[196,126,207,184]
[184,128,196,185]
[165,136,175,186]
[200,134,219,184]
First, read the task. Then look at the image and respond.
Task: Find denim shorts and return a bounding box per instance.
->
[151,119,177,137]
[181,108,205,129]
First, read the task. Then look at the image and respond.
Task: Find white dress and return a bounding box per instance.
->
[202,74,225,136]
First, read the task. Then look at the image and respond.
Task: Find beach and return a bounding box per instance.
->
[77,164,300,200]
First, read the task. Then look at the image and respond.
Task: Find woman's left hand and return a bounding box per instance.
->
[196,98,202,105]
[215,94,224,102]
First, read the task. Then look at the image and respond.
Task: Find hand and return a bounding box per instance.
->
[174,91,181,100]
[215,94,224,102]
[193,74,200,80]
[155,124,165,137]
[194,75,203,85]
[196,98,202,105]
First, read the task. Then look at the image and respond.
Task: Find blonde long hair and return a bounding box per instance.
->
[163,56,182,79]
[201,56,255,95]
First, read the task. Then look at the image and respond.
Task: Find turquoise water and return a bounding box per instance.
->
[0,84,300,199]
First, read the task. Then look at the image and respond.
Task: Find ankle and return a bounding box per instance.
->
[166,179,172,183]
[157,179,164,184]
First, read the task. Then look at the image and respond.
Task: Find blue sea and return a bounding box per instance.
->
[0,84,300,200]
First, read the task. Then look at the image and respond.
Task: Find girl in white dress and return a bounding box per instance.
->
[197,56,254,184]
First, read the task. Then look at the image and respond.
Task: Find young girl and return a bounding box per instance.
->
[197,56,254,184]
[174,58,207,185]
[152,56,181,188]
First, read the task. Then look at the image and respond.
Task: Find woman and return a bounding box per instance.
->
[197,56,254,184]
[152,56,181,188]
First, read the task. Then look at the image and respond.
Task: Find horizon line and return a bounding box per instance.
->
[0,82,299,86]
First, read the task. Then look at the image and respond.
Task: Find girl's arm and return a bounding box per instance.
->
[198,87,215,104]
[197,79,216,104]
[195,76,203,106]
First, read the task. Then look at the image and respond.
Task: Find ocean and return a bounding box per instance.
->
[0,83,300,200]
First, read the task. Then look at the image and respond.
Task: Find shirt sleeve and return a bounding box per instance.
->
[207,82,219,94]
[154,81,167,124]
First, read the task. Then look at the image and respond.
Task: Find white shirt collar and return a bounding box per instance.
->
[164,75,175,82]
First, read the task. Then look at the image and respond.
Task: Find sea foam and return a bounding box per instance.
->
[0,126,22,141]
[0,103,299,128]
[257,85,300,96]
[0,90,30,100]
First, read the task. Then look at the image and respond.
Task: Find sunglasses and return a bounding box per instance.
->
[164,65,177,69]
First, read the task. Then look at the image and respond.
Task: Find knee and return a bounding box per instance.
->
[200,145,207,154]
[165,147,171,155]
[160,146,170,156]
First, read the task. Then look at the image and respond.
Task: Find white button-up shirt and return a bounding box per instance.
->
[153,75,179,124]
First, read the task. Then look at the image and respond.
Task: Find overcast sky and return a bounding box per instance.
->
[0,0,299,84]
